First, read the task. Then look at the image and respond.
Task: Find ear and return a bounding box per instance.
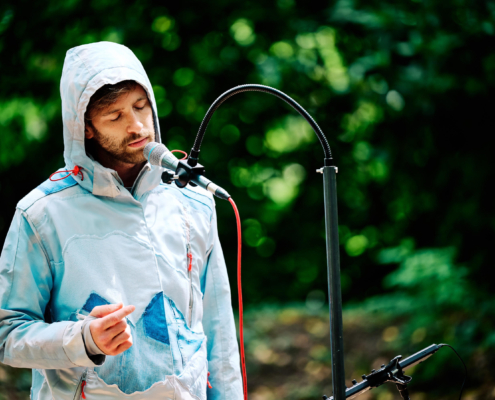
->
[85,124,95,139]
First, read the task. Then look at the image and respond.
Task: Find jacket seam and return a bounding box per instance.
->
[4,212,22,307]
[181,192,214,212]
[157,185,214,213]
[183,187,213,202]
[61,231,154,258]
[208,249,228,397]
[20,182,80,212]
[18,210,53,275]
[60,323,83,368]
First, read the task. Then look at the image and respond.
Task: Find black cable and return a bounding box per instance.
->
[439,344,467,400]
[190,84,334,166]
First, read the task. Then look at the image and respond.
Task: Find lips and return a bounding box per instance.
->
[128,137,149,148]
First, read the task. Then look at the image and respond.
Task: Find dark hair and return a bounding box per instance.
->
[84,80,138,127]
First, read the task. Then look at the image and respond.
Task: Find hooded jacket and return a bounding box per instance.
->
[0,42,242,400]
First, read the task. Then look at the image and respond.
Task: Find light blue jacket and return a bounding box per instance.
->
[0,42,242,400]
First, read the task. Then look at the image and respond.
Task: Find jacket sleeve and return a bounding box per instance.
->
[201,207,243,400]
[0,209,103,369]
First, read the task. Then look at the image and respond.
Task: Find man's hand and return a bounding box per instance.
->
[89,303,135,356]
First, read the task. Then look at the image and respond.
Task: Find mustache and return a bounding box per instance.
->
[122,130,154,146]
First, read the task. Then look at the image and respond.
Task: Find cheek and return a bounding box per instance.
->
[143,109,154,130]
[95,126,124,146]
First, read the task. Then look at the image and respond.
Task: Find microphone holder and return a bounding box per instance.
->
[174,160,205,188]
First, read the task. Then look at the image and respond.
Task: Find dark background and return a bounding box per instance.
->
[0,0,493,398]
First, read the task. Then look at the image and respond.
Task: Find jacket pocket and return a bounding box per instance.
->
[178,326,205,368]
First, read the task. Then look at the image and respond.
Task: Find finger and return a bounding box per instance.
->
[112,339,133,355]
[111,325,132,347]
[105,320,128,338]
[100,305,135,329]
[89,303,123,318]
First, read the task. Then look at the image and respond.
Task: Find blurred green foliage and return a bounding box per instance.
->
[0,0,494,398]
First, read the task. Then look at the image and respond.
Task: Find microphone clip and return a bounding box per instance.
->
[175,160,205,188]
[362,355,412,389]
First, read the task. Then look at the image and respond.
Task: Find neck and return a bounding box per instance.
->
[112,161,146,188]
[93,147,146,188]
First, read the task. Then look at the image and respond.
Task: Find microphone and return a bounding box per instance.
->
[144,142,231,200]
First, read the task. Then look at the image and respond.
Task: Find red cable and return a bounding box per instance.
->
[228,197,248,400]
[171,149,188,160]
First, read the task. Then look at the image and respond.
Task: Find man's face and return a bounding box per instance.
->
[85,84,154,165]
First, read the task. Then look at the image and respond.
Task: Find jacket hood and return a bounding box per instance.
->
[60,41,163,197]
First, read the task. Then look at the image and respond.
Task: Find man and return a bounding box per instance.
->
[0,42,242,399]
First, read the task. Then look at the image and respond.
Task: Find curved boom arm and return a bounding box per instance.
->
[188,84,334,166]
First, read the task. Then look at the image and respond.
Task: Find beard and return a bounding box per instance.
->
[89,128,155,165]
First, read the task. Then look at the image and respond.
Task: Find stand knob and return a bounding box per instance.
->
[352,380,357,385]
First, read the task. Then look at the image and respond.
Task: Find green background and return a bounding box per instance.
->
[0,0,493,398]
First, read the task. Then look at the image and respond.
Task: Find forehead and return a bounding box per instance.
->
[97,84,148,116]
[111,84,147,106]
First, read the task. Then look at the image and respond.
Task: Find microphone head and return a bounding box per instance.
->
[144,141,179,171]
[144,142,167,166]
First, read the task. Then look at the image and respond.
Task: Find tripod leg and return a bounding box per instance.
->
[396,383,410,400]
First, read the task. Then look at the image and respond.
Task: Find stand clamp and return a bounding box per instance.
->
[362,355,412,399]
[174,160,205,188]
[322,344,441,400]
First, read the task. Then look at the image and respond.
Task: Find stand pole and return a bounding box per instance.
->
[322,166,346,400]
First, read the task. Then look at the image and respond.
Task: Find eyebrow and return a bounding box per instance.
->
[102,96,148,116]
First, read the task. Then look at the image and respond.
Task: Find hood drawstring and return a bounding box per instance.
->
[49,166,84,181]
[47,151,182,183]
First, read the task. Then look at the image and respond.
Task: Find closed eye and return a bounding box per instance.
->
[111,114,121,122]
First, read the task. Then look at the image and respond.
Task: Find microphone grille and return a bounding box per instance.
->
[144,142,167,166]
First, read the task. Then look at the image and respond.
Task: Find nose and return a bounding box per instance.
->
[127,110,144,134]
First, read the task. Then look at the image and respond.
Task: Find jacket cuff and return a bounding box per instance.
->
[81,316,106,365]
[62,320,105,367]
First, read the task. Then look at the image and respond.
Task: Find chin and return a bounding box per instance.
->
[116,153,147,165]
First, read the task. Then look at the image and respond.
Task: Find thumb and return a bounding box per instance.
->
[90,303,123,318]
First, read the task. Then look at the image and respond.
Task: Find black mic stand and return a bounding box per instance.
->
[321,164,346,400]
[181,84,347,400]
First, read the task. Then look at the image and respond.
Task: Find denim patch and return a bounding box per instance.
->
[178,329,203,349]
[38,174,77,196]
[144,292,169,345]
[82,293,110,313]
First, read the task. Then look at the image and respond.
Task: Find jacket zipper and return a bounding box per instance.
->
[187,243,193,327]
[72,370,87,400]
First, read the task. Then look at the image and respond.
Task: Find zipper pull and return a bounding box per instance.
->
[187,244,193,272]
[81,380,87,399]
[207,371,212,389]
